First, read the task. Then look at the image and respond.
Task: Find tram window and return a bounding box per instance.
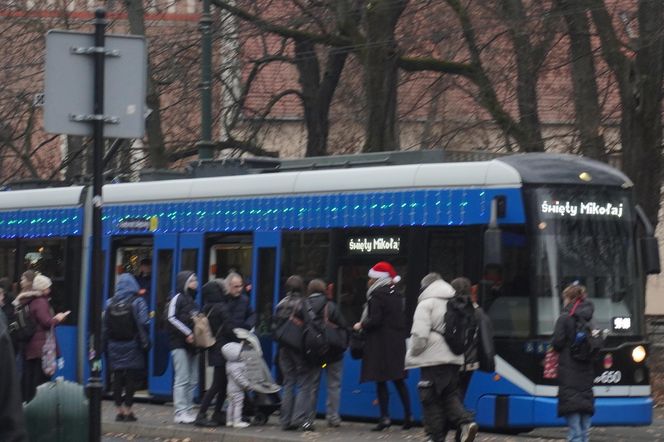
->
[180,249,198,273]
[281,232,330,294]
[255,248,276,338]
[210,244,252,280]
[427,233,465,282]
[484,229,531,338]
[0,242,16,291]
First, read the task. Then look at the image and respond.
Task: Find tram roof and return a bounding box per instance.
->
[102,160,522,204]
[0,186,85,210]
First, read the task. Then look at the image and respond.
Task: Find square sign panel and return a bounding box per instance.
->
[44,30,147,138]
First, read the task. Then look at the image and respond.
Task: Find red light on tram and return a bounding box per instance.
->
[603,353,613,369]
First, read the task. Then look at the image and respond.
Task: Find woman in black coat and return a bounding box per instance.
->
[551,283,595,442]
[195,279,231,427]
[353,261,411,431]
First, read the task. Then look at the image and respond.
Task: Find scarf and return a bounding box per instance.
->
[360,277,393,323]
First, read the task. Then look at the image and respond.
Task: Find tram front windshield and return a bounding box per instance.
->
[529,187,639,336]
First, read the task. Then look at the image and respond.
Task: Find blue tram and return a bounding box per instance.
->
[0,151,657,429]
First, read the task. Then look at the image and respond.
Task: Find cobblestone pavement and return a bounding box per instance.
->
[102,401,664,442]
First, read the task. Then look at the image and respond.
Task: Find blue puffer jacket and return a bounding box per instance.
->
[103,274,149,371]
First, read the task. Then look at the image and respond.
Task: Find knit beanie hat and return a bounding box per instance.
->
[368,261,401,283]
[33,274,52,292]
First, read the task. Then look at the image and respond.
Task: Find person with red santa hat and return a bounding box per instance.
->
[353,261,412,431]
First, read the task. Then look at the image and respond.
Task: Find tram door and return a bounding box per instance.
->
[108,237,153,395]
[149,233,177,397]
[252,232,280,366]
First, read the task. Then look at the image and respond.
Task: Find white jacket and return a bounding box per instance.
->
[405,279,464,369]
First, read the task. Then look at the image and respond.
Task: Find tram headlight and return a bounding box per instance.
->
[632,345,646,363]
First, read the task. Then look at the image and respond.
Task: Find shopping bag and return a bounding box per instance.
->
[543,347,559,379]
[42,327,57,376]
[273,314,304,350]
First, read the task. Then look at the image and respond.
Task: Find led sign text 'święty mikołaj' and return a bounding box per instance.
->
[540,201,624,218]
[348,237,401,254]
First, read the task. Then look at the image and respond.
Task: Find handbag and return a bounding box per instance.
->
[349,329,365,360]
[323,304,349,354]
[42,326,57,376]
[192,313,216,348]
[543,346,559,379]
[273,311,304,350]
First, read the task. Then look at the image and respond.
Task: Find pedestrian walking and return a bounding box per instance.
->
[0,308,27,441]
[102,273,150,422]
[552,283,596,442]
[405,273,478,442]
[353,261,412,431]
[167,271,200,424]
[195,278,231,427]
[312,279,348,428]
[272,275,306,431]
[15,274,69,402]
[221,341,251,428]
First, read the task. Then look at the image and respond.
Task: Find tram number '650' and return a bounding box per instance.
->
[594,370,622,384]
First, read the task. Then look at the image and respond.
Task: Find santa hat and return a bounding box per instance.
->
[368,261,401,283]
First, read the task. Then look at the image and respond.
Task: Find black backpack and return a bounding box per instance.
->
[302,299,329,366]
[107,296,137,341]
[569,315,603,362]
[442,295,478,356]
[9,303,37,344]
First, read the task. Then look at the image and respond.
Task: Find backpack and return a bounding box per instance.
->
[9,303,37,344]
[107,296,138,341]
[302,299,329,366]
[569,306,603,362]
[441,295,478,356]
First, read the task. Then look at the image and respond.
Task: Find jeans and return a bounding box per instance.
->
[292,363,321,426]
[325,359,343,424]
[171,349,199,416]
[566,413,591,442]
[278,347,305,427]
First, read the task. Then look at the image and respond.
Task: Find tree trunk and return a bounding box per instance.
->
[362,0,407,152]
[124,0,167,169]
[557,0,606,161]
[295,40,348,157]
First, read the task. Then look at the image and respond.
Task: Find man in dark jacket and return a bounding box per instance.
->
[102,273,149,422]
[195,279,231,427]
[223,272,256,340]
[552,283,595,442]
[0,310,26,441]
[167,271,200,424]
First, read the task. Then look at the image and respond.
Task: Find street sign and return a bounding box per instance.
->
[44,30,147,138]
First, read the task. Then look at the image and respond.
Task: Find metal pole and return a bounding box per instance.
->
[197,0,214,160]
[88,8,106,442]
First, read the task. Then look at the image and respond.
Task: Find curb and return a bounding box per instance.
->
[103,422,298,442]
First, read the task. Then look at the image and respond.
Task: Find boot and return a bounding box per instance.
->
[371,417,391,431]
[402,415,413,430]
[194,413,219,428]
[211,410,226,426]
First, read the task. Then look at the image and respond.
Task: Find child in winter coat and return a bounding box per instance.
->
[221,341,251,428]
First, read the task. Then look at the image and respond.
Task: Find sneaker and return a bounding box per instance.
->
[226,422,234,427]
[301,422,316,432]
[173,412,196,424]
[233,421,250,428]
[459,422,479,442]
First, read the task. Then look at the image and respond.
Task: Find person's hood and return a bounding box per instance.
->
[202,279,226,304]
[418,279,456,303]
[567,298,594,322]
[13,289,43,306]
[221,341,243,362]
[176,271,195,296]
[114,273,140,300]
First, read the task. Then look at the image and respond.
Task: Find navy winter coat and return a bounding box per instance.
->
[219,292,255,347]
[552,299,595,417]
[103,273,149,371]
